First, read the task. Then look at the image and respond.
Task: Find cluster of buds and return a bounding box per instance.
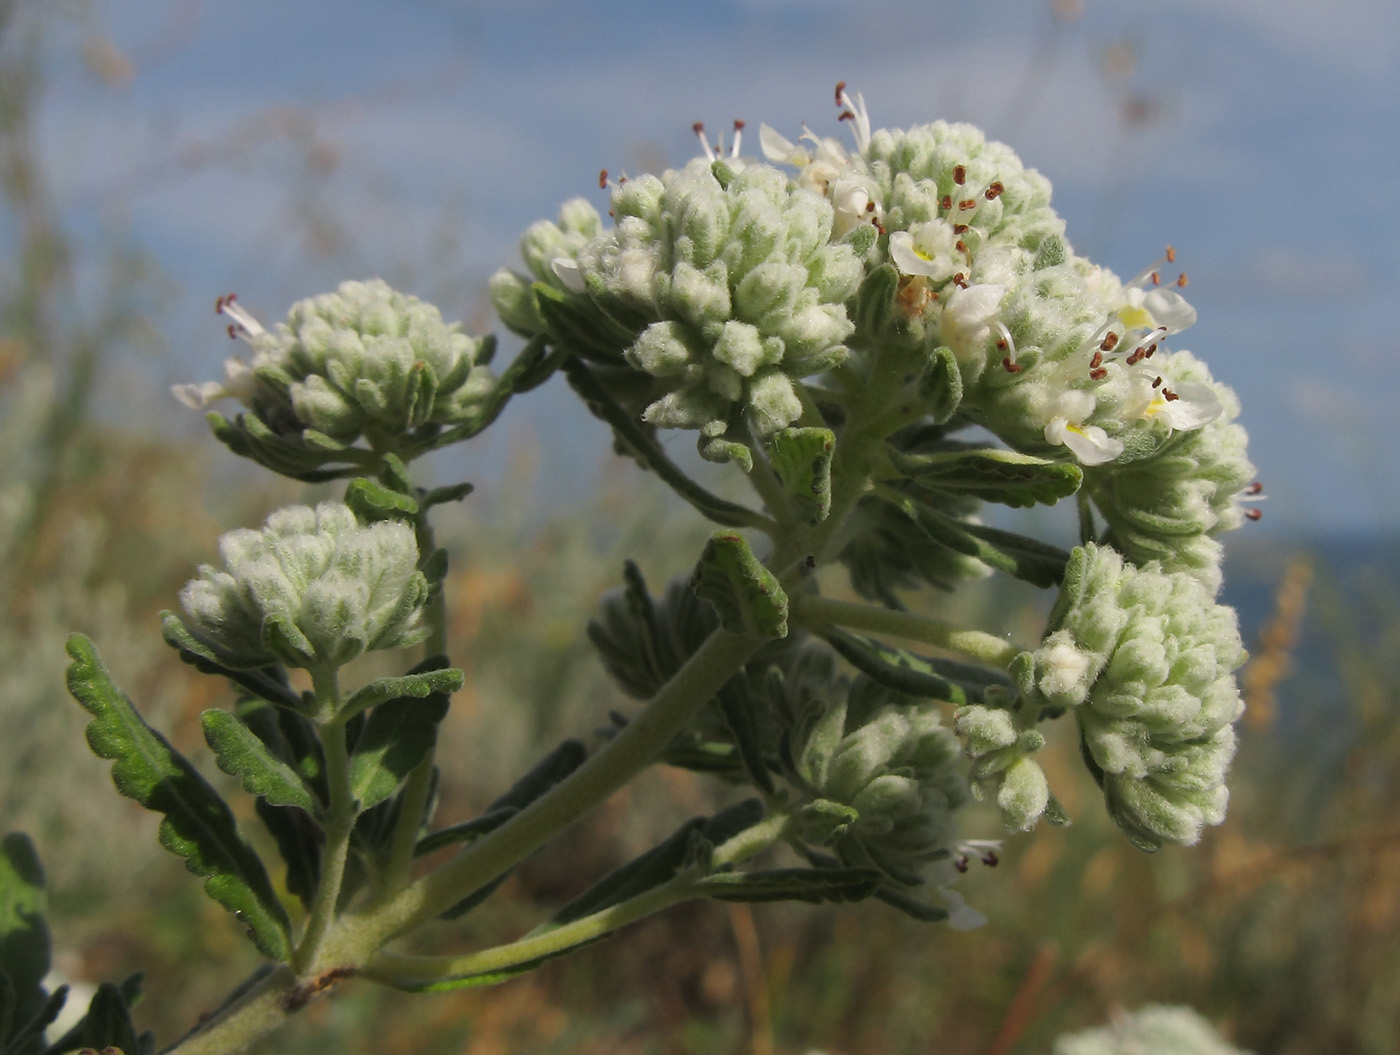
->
[1019,544,1246,849]
[174,280,497,474]
[176,501,431,673]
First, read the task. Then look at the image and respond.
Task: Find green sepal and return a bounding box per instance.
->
[689,532,788,640]
[439,740,588,920]
[850,264,907,344]
[905,501,1070,588]
[698,866,882,904]
[872,884,950,923]
[207,411,363,483]
[200,711,318,813]
[920,346,963,424]
[64,635,292,962]
[890,445,1082,508]
[341,667,464,721]
[710,158,738,189]
[821,626,1010,704]
[562,358,769,529]
[0,833,48,1050]
[765,427,834,525]
[347,660,456,812]
[159,612,304,709]
[343,477,419,522]
[698,435,754,473]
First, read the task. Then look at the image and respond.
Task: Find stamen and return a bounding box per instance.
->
[1100,332,1120,352]
[1089,366,1108,380]
[1176,273,1189,288]
[1152,375,1163,388]
[1245,508,1264,521]
[995,321,1018,365]
[731,119,745,157]
[958,198,978,211]
[940,194,953,212]
[1150,271,1161,286]
[953,164,967,185]
[1245,481,1264,495]
[215,293,265,339]
[954,855,970,873]
[981,849,999,867]
[1089,350,1104,370]
[693,122,716,162]
[1165,245,1176,263]
[599,169,608,189]
[1002,357,1021,373]
[952,223,969,235]
[984,181,1005,200]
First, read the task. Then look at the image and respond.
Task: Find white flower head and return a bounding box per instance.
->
[1042,390,1123,465]
[1123,371,1223,432]
[941,282,1006,363]
[170,294,270,409]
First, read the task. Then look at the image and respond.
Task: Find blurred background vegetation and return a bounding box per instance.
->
[3,1,1398,1053]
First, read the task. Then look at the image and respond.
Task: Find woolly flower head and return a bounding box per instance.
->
[793,689,982,925]
[178,501,430,672]
[1022,543,1247,849]
[174,280,496,448]
[492,157,865,437]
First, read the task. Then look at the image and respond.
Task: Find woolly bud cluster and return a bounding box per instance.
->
[176,280,496,451]
[178,501,430,672]
[1021,543,1246,849]
[793,695,968,882]
[492,159,865,436]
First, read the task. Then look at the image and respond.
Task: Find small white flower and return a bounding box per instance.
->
[1045,416,1123,465]
[941,283,1006,362]
[171,295,267,408]
[1123,373,1222,432]
[888,220,960,282]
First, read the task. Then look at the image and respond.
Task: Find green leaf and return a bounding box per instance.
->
[343,477,420,521]
[200,711,317,813]
[715,682,775,794]
[904,501,1070,588]
[64,635,291,962]
[159,613,303,710]
[765,427,834,526]
[5,985,65,1055]
[421,482,474,510]
[873,885,950,922]
[890,445,1082,508]
[689,532,788,640]
[562,357,768,529]
[341,668,464,721]
[698,866,882,904]
[439,740,588,920]
[549,801,763,929]
[347,692,452,813]
[698,435,754,473]
[0,834,48,1048]
[52,980,146,1055]
[820,627,1010,705]
[413,808,517,858]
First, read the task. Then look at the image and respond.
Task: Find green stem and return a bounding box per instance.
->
[359,808,790,989]
[294,670,354,975]
[792,592,1023,669]
[161,966,301,1055]
[316,626,764,962]
[360,874,697,988]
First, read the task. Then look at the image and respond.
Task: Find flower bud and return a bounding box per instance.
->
[178,501,429,672]
[1029,543,1246,849]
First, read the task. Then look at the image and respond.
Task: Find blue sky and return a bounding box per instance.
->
[31,0,1400,537]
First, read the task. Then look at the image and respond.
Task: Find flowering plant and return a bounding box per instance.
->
[2,85,1256,1054]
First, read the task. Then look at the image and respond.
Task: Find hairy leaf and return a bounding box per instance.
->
[200,712,317,813]
[65,636,291,961]
[891,445,1082,508]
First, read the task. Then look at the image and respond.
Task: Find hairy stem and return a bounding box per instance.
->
[293,670,354,975]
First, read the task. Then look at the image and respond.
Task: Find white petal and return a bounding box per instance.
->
[1141,287,1196,334]
[1045,417,1124,465]
[758,123,806,165]
[1158,380,1222,430]
[550,256,586,293]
